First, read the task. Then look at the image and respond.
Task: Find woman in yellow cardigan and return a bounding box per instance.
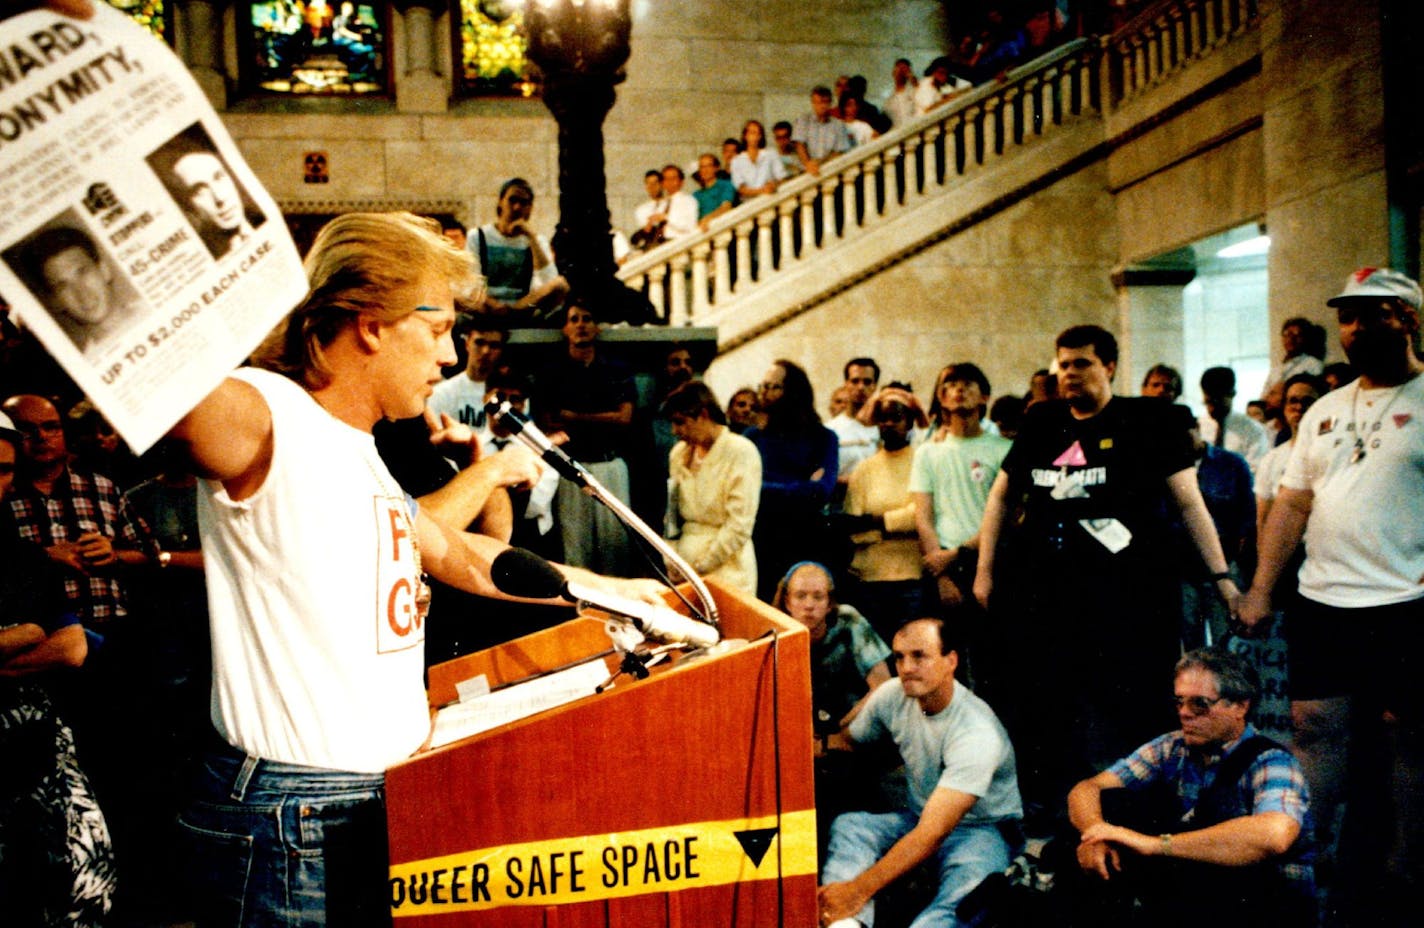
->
[662,381,762,595]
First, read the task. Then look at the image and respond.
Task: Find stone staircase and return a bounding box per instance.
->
[614,0,1260,352]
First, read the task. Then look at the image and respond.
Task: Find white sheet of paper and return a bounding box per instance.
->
[0,6,306,453]
[1079,517,1132,553]
[429,658,610,750]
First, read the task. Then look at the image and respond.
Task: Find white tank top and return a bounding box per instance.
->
[198,369,430,772]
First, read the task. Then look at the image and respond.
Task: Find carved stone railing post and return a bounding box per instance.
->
[711,231,733,303]
[799,188,818,254]
[691,242,711,319]
[668,253,690,325]
[734,221,754,288]
[647,264,667,321]
[776,199,796,269]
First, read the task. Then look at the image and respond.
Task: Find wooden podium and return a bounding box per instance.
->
[386,580,817,926]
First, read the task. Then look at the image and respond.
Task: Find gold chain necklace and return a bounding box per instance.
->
[1348,381,1405,465]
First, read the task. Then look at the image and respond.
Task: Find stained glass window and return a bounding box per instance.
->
[459,0,539,97]
[106,0,169,40]
[244,2,387,95]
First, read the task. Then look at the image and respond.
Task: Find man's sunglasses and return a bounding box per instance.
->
[1174,695,1226,716]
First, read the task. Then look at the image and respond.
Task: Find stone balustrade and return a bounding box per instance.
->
[1103,0,1261,108]
[616,38,1102,328]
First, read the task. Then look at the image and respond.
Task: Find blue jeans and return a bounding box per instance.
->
[821,811,1013,928]
[177,744,389,927]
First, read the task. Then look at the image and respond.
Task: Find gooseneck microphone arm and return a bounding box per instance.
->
[485,400,720,627]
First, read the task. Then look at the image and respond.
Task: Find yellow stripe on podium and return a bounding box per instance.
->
[389,808,817,917]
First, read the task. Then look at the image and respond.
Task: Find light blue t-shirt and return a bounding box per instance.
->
[849,678,1022,823]
[908,432,1012,549]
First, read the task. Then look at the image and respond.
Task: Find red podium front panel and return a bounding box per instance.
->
[386,581,817,926]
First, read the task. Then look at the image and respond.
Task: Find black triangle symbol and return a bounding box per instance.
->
[733,827,779,867]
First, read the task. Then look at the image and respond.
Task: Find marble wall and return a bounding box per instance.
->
[1261,0,1389,339]
[219,0,950,238]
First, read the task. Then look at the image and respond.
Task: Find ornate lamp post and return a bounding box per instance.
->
[525,0,655,324]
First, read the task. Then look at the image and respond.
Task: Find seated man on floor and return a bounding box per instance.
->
[819,617,1022,928]
[1065,647,1314,928]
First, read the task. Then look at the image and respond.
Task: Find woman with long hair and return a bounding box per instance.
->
[730,119,787,200]
[746,360,838,600]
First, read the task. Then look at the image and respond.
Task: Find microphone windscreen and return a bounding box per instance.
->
[485,401,524,434]
[490,547,567,600]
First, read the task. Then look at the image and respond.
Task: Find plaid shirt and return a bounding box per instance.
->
[7,466,153,624]
[810,605,891,727]
[1109,723,1315,894]
[792,111,854,161]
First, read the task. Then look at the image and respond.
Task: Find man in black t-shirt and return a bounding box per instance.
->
[534,302,636,576]
[972,325,1240,820]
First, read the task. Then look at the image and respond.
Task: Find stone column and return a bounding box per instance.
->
[177,0,227,107]
[394,0,448,113]
[1260,0,1389,336]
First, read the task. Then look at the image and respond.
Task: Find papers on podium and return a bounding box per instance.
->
[429,658,610,750]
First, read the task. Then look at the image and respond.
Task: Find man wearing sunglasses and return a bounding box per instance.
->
[1240,266,1424,925]
[1066,648,1314,928]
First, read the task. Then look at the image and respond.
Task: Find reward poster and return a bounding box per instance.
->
[0,5,305,452]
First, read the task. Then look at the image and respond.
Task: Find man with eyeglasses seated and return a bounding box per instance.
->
[1064,648,1314,928]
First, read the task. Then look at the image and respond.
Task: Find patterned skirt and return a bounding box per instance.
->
[0,684,117,927]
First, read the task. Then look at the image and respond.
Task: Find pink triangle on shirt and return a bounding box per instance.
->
[1394,414,1412,428]
[1053,441,1088,467]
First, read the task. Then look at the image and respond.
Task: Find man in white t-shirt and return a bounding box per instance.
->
[827,357,881,483]
[914,56,972,116]
[1241,267,1424,926]
[656,165,700,242]
[428,323,507,436]
[166,212,662,926]
[883,58,919,128]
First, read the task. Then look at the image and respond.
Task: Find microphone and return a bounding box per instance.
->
[484,400,590,486]
[490,547,566,599]
[563,581,720,650]
[489,549,720,650]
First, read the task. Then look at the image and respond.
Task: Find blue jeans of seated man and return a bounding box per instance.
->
[821,811,1013,928]
[177,745,389,927]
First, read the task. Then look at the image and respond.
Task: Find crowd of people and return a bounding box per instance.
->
[6,246,1421,928]
[624,4,1079,264]
[2,4,1419,928]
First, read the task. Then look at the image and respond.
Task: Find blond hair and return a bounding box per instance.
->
[251,212,482,389]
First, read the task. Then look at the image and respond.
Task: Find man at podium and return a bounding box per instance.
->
[165,212,664,927]
[818,618,1023,928]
